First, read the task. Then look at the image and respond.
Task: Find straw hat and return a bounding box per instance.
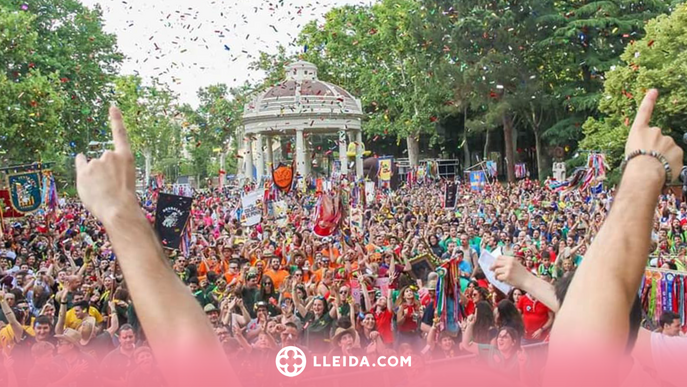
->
[54,328,80,346]
[331,327,356,346]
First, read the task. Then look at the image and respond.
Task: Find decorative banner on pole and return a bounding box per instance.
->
[41,170,58,210]
[272,163,294,194]
[241,190,263,227]
[349,203,364,237]
[272,200,288,227]
[0,190,24,218]
[365,181,376,204]
[7,171,42,214]
[444,181,458,209]
[154,193,193,250]
[378,157,393,183]
[469,171,487,192]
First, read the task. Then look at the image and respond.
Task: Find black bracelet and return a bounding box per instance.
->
[620,149,672,185]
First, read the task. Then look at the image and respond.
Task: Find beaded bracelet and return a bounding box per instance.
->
[619,149,672,185]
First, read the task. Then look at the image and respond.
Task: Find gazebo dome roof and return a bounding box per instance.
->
[242,61,363,135]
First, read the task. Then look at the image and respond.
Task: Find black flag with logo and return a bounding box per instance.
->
[444,181,458,210]
[154,193,193,250]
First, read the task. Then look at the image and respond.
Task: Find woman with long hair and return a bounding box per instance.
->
[461,316,528,382]
[293,279,337,354]
[495,299,525,340]
[257,276,279,316]
[472,300,497,345]
[395,285,421,349]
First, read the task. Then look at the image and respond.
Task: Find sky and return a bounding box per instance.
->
[80,0,369,107]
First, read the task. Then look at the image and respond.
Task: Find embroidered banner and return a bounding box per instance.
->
[7,171,42,214]
[0,190,24,218]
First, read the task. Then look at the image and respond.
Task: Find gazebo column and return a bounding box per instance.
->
[355,130,364,178]
[295,128,306,179]
[265,135,274,173]
[304,140,312,178]
[243,136,254,182]
[338,130,348,175]
[255,134,265,182]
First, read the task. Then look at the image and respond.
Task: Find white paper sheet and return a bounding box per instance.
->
[478,247,513,295]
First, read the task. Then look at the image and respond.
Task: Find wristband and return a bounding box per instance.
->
[620,149,672,185]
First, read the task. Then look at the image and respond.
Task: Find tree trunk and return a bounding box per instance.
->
[463,107,470,169]
[143,148,152,188]
[534,129,544,181]
[483,128,490,161]
[219,151,226,189]
[407,135,420,167]
[503,114,516,183]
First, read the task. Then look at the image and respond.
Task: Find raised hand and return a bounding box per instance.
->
[625,89,683,182]
[75,106,138,224]
[491,255,529,288]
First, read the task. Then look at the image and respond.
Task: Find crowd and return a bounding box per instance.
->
[0,169,685,387]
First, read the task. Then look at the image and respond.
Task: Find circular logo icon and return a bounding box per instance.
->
[275,346,307,377]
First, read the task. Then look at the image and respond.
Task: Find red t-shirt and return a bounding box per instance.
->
[373,308,394,344]
[397,304,419,333]
[517,295,551,340]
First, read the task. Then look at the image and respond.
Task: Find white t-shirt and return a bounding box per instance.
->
[650,331,687,386]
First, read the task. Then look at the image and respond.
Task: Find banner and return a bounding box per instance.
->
[273,200,288,227]
[154,193,193,250]
[365,181,376,203]
[272,163,294,194]
[349,204,364,236]
[444,181,458,209]
[378,158,392,182]
[241,191,263,227]
[469,171,487,192]
[7,171,42,214]
[41,170,58,210]
[0,190,23,218]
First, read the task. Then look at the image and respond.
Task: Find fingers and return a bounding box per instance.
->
[75,153,88,173]
[631,89,659,131]
[109,106,131,155]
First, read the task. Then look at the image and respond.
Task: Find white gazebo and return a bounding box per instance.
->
[240,61,365,182]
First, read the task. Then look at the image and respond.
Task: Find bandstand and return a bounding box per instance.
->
[240,61,365,182]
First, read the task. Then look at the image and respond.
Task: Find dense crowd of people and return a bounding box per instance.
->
[0,168,685,386]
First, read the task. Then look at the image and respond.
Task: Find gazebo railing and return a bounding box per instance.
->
[245,96,360,116]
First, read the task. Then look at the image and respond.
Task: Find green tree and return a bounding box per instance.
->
[113,75,181,185]
[0,7,65,163]
[298,0,452,166]
[0,0,122,155]
[581,3,687,168]
[179,84,248,183]
[537,0,681,146]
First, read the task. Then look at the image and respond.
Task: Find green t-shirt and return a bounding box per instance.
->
[477,344,523,378]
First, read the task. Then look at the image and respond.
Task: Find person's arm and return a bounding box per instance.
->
[460,315,478,355]
[105,301,119,337]
[55,291,68,335]
[547,90,683,376]
[0,292,24,342]
[491,255,559,312]
[74,107,232,385]
[291,283,307,317]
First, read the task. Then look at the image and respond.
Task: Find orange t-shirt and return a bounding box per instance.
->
[224,272,240,285]
[263,269,289,290]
